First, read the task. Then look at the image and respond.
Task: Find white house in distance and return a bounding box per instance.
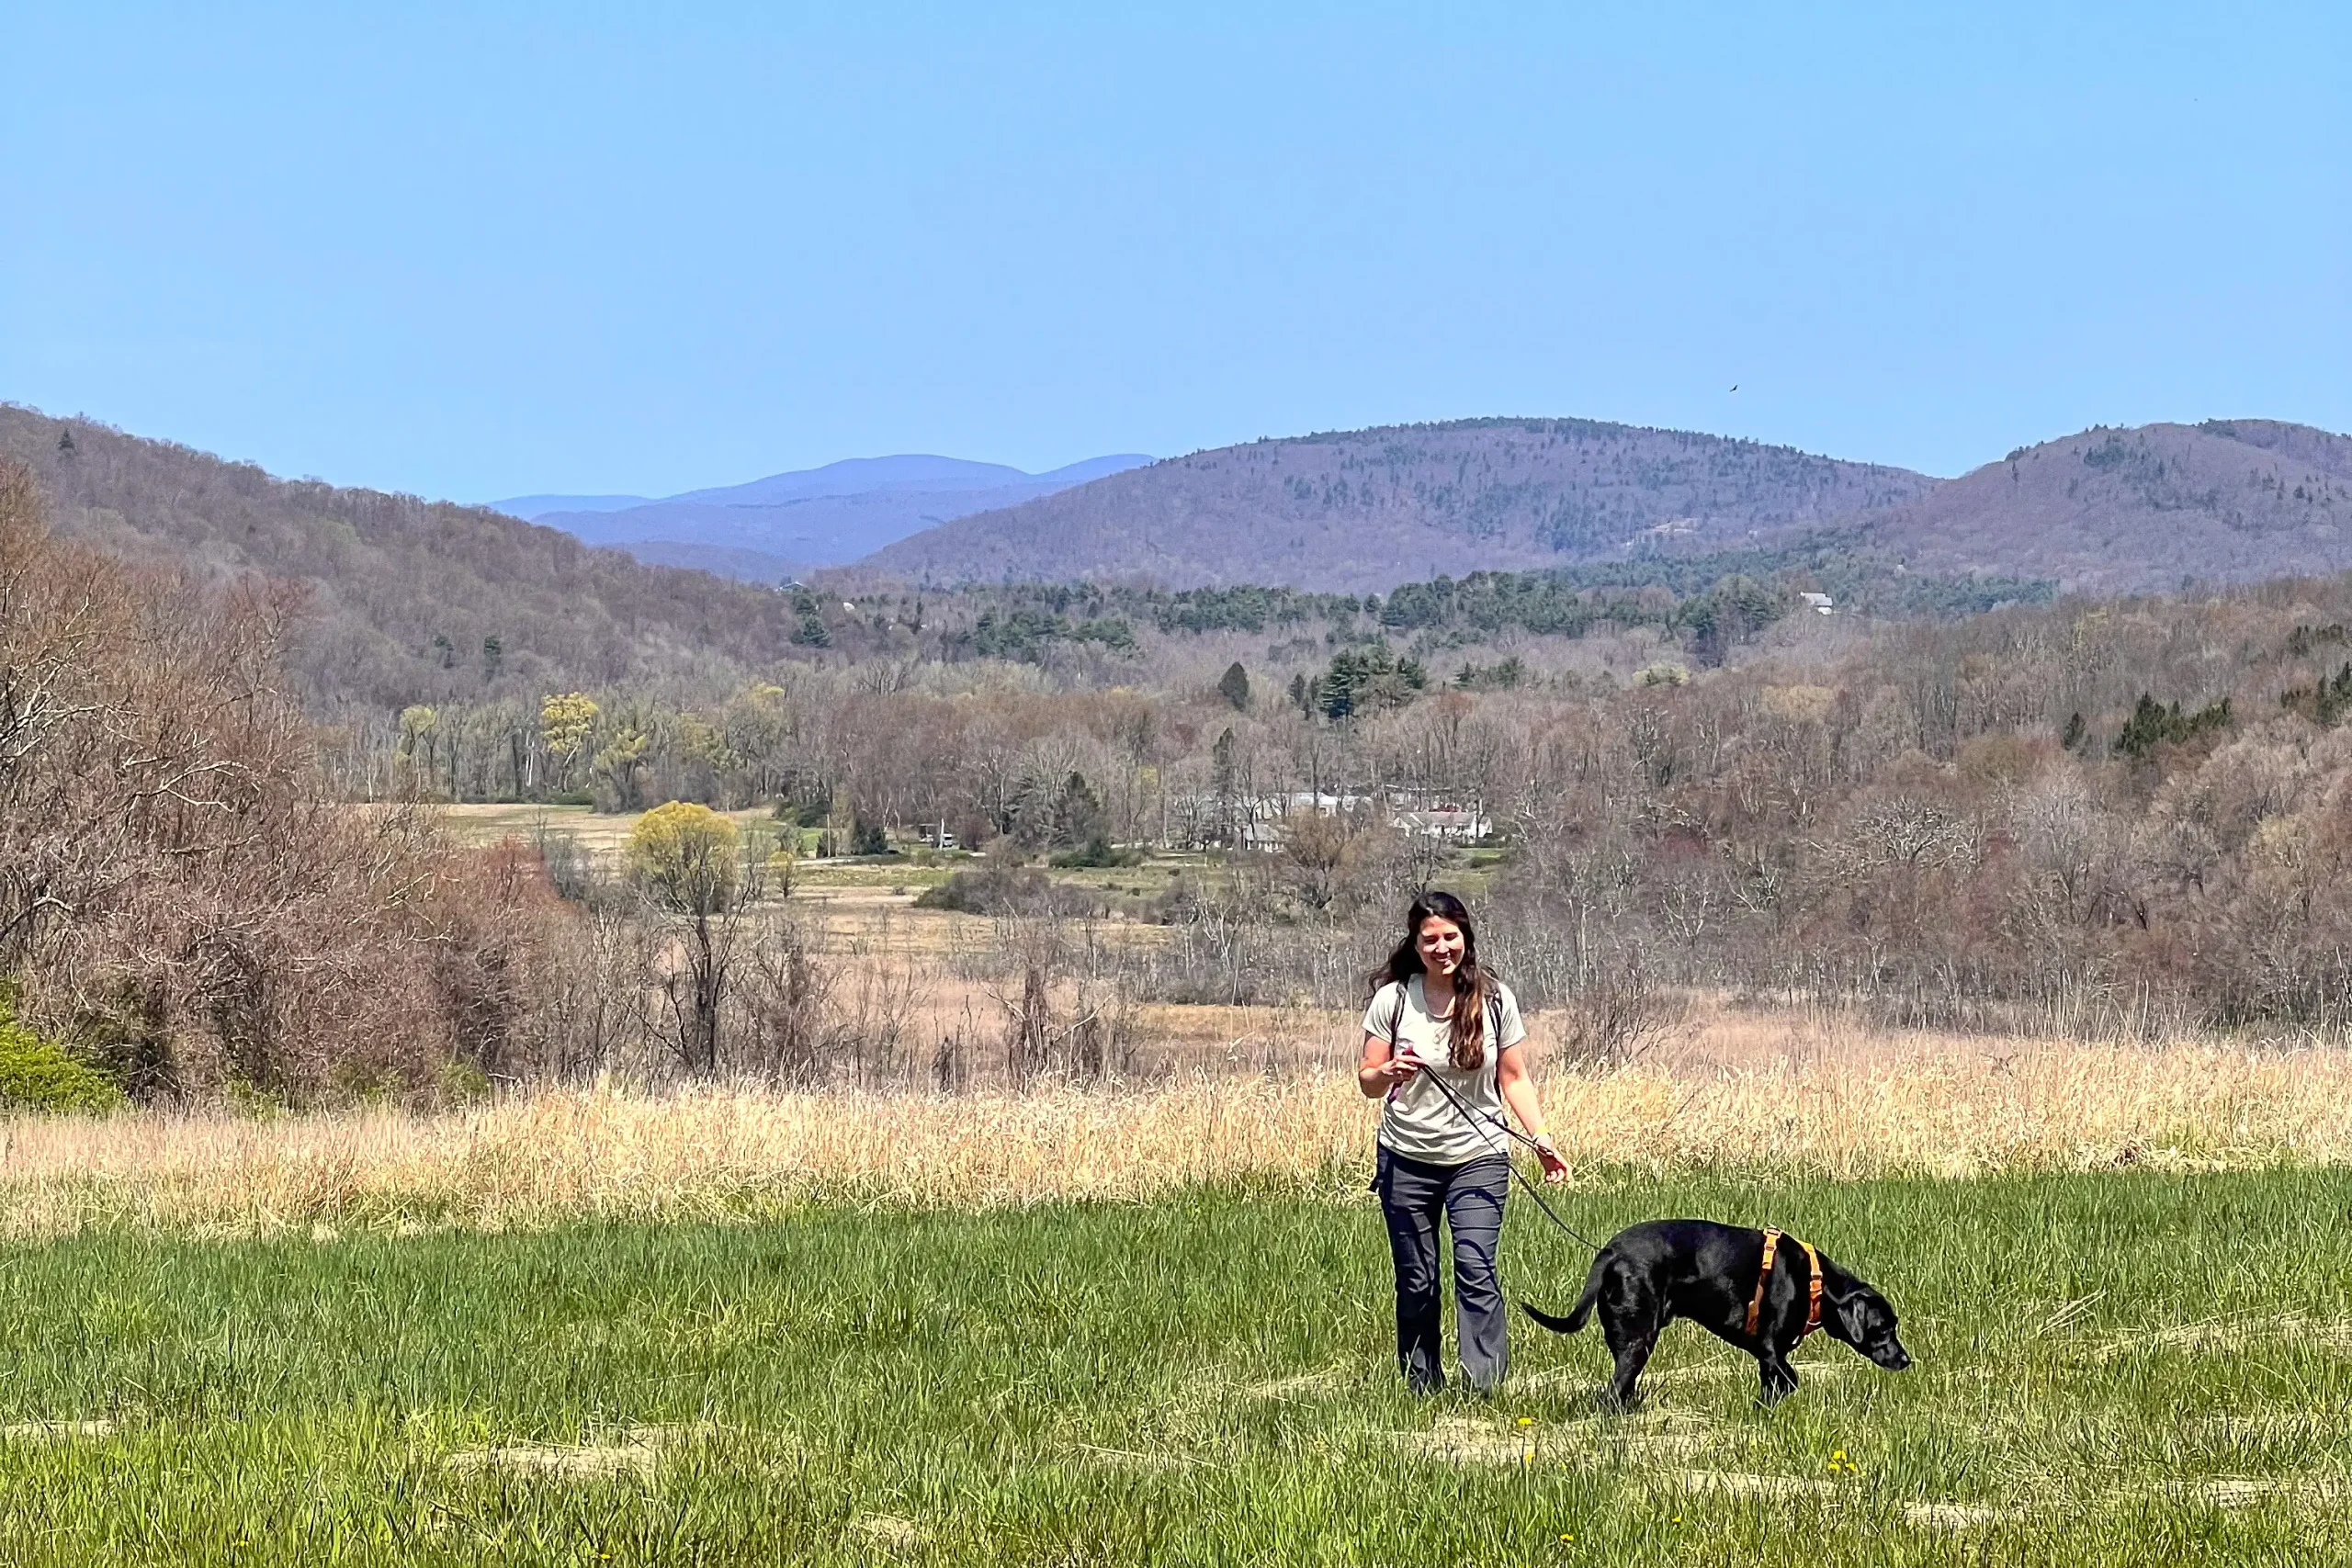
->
[1800,592,1835,615]
[1230,791,1492,849]
[1391,806,1491,840]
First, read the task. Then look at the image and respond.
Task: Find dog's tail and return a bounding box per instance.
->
[1521,1250,1610,1335]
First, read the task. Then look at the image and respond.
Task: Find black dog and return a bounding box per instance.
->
[1521,1219,1911,1407]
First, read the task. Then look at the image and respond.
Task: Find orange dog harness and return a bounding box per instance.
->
[1744,1228,1824,1341]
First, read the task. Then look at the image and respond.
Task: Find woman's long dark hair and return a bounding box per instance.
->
[1369,890,1492,1070]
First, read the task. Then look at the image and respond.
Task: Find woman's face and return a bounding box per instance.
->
[1416,916,1465,976]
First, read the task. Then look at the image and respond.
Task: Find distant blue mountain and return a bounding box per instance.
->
[490,452,1154,581]
[667,455,1036,508]
[492,491,654,518]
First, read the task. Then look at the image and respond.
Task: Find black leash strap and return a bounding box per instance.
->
[1406,1048,1605,1254]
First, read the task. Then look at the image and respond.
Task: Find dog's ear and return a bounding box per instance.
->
[1825,1282,1884,1343]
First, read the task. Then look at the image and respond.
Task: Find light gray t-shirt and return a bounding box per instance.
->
[1363,975,1529,1166]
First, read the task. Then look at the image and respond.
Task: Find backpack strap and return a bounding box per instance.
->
[1382,983,1409,1102]
[1386,980,1501,1077]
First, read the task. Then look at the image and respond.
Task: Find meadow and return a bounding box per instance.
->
[3,1169,2349,1565]
[6,1028,2352,1565]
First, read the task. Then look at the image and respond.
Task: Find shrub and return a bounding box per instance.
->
[628,801,741,915]
[914,865,1104,919]
[1048,837,1144,870]
[0,989,123,1113]
[0,465,581,1106]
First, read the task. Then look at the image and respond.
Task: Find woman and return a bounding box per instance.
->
[1359,891,1566,1394]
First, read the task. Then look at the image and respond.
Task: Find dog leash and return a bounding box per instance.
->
[1426,1056,1828,1330]
[1402,1048,1606,1254]
[1424,1064,1826,1334]
[1387,1008,1835,1332]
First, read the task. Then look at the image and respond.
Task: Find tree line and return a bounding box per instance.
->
[25,441,2352,1111]
[349,562,2352,1040]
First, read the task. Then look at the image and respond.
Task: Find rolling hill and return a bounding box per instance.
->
[2,405,805,715]
[861,419,1942,592]
[500,453,1153,582]
[1843,421,2352,594]
[17,400,2351,728]
[863,415,2352,596]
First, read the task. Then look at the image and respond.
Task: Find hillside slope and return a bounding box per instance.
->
[1849,421,2352,593]
[861,418,1940,592]
[3,405,797,715]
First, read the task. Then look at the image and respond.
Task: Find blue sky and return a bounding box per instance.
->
[4,3,2346,502]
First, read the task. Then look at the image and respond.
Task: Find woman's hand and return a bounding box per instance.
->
[1497,1043,1565,1179]
[1358,1034,1419,1097]
[1532,1134,1568,1183]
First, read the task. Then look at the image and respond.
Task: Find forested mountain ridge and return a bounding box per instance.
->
[865,415,2352,596]
[862,418,1942,591]
[18,400,2351,736]
[1,405,801,716]
[1843,421,2352,593]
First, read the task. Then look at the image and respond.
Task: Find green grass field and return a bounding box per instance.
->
[4,1168,2348,1565]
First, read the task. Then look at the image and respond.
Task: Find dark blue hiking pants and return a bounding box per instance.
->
[1374,1146,1510,1393]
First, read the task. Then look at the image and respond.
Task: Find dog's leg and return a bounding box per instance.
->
[1604,1335,1658,1412]
[1755,1348,1800,1407]
[1599,1281,1661,1413]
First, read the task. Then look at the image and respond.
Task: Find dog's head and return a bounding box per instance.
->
[1828,1281,1911,1371]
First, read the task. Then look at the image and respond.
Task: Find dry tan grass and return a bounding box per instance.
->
[444,1438,660,1482]
[434,803,777,858]
[6,1014,2352,1237]
[2089,1313,2352,1360]
[1,1421,115,1443]
[1903,1502,2022,1529]
[789,886,989,953]
[439,1423,729,1482]
[2182,1476,2348,1507]
[851,1514,926,1549]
